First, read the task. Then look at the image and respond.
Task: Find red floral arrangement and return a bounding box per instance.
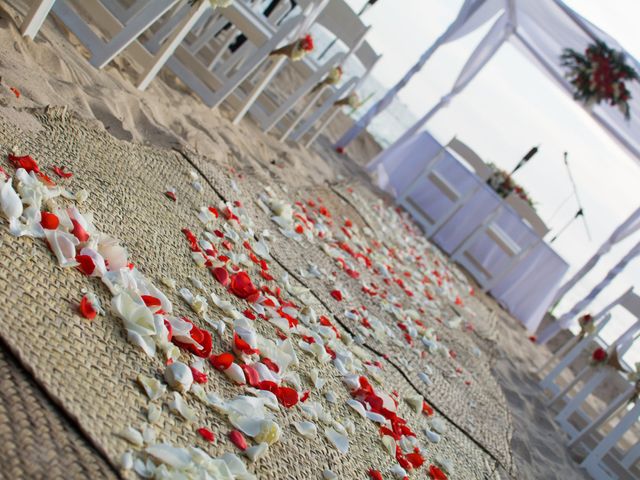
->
[562,41,639,119]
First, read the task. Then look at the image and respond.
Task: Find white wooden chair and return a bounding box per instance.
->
[539,289,640,396]
[550,329,639,437]
[155,0,328,122]
[450,189,548,292]
[256,0,370,138]
[580,399,640,480]
[289,40,381,146]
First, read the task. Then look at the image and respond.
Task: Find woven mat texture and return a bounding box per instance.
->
[0,110,508,478]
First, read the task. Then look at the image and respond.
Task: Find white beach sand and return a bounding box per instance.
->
[0,2,610,478]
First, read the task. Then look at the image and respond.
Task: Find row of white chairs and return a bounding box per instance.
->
[16,0,381,147]
[538,287,640,479]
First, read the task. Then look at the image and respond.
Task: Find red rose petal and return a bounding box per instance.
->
[211,266,230,286]
[40,211,59,230]
[8,153,39,173]
[141,295,162,309]
[368,470,383,480]
[330,290,343,301]
[229,430,247,451]
[79,296,97,320]
[71,219,90,242]
[165,191,177,201]
[75,254,96,275]
[9,87,20,98]
[197,427,215,442]
[429,465,448,480]
[52,165,73,179]
[229,271,258,300]
[209,352,234,370]
[275,386,298,408]
[190,366,208,384]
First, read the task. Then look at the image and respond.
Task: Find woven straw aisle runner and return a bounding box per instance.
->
[0,110,506,478]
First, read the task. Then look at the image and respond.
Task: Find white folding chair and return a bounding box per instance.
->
[157,0,327,120]
[450,188,547,292]
[256,0,369,137]
[539,289,640,396]
[551,330,639,438]
[580,399,640,480]
[289,40,381,145]
[47,0,181,70]
[398,139,492,241]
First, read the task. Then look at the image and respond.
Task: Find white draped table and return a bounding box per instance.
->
[372,131,569,331]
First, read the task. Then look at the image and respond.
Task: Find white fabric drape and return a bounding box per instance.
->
[374,130,569,330]
[550,207,640,306]
[335,0,503,149]
[537,239,640,344]
[366,11,511,173]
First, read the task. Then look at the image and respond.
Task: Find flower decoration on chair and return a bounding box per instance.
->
[578,313,595,337]
[590,346,608,366]
[311,66,343,93]
[486,164,535,207]
[333,92,360,110]
[561,40,639,119]
[270,34,314,61]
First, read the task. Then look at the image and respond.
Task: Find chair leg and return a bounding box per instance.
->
[137,1,211,91]
[90,0,179,69]
[21,0,56,39]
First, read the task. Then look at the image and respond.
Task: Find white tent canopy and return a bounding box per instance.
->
[344,0,640,341]
[342,0,640,162]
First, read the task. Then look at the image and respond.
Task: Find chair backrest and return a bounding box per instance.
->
[619,288,640,316]
[505,192,549,237]
[446,137,492,180]
[315,0,369,48]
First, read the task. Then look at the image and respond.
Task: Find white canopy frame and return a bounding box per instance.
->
[346,0,640,341]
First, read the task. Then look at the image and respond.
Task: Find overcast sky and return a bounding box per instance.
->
[342,0,640,344]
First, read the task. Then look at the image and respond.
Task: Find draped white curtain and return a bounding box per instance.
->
[536,239,640,344]
[335,0,503,149]
[366,11,512,173]
[551,207,640,305]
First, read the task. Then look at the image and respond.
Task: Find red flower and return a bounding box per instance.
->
[429,465,448,480]
[211,266,230,286]
[52,166,73,179]
[75,254,96,275]
[209,352,234,370]
[229,271,259,301]
[229,430,247,450]
[190,366,208,384]
[79,296,97,320]
[8,153,40,173]
[592,347,608,363]
[40,211,59,230]
[300,34,314,52]
[197,427,215,442]
[330,290,343,301]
